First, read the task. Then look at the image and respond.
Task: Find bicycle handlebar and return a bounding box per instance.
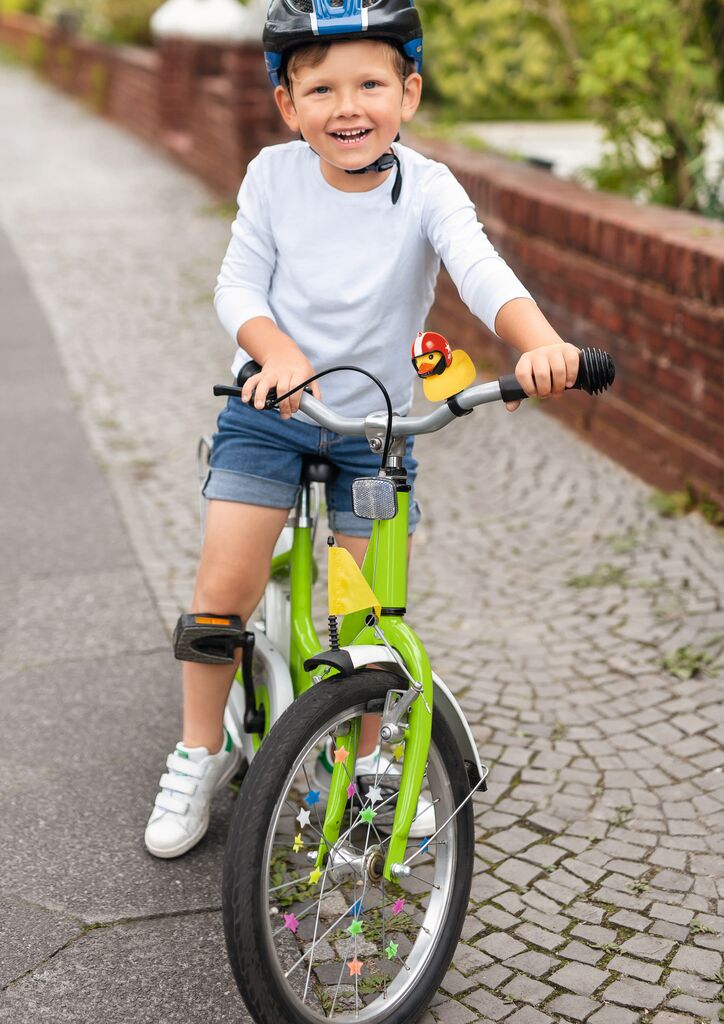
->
[213,347,615,439]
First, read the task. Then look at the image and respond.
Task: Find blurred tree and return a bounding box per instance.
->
[16,0,158,44]
[419,0,722,214]
[419,0,582,119]
[576,0,720,213]
[0,0,44,13]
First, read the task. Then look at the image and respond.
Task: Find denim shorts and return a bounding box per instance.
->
[202,398,421,538]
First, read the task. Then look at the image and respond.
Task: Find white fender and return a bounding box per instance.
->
[318,645,487,785]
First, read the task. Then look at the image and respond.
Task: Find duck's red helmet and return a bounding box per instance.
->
[411,331,453,378]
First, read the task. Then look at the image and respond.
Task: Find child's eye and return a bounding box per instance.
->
[313,85,330,94]
[362,81,379,90]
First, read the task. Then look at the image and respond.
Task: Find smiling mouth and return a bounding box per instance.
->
[329,128,372,144]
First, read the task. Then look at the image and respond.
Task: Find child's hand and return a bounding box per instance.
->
[241,341,321,419]
[506,343,580,412]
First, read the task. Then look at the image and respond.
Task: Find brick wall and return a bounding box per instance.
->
[1,13,722,506]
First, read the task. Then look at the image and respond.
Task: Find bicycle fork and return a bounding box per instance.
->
[312,488,435,881]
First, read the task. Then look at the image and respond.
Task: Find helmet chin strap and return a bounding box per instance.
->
[344,133,402,204]
[303,132,402,204]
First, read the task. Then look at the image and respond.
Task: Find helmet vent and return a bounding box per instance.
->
[287,0,377,12]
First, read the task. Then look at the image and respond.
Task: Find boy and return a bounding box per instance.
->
[145,0,580,858]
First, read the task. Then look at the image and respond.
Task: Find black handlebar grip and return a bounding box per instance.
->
[236,358,277,405]
[498,347,615,403]
[237,359,262,386]
[213,385,242,398]
[212,359,278,405]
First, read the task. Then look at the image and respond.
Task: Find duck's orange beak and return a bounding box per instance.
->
[414,352,443,378]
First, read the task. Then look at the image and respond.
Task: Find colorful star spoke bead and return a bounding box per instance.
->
[305,789,321,807]
[347,919,363,937]
[385,941,398,960]
[333,745,349,764]
[360,807,377,824]
[348,958,363,977]
[392,898,405,915]
[283,913,299,933]
[292,833,304,853]
[308,867,322,885]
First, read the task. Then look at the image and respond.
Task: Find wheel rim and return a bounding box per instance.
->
[258,701,459,1021]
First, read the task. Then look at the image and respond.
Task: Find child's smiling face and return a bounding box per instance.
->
[274,39,421,192]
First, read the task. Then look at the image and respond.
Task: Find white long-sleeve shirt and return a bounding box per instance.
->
[215,140,533,418]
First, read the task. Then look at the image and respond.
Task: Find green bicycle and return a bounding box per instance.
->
[213,347,614,1023]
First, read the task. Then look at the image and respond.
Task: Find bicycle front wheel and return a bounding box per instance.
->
[222,670,475,1024]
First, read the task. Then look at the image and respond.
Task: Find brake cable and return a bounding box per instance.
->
[271,366,395,468]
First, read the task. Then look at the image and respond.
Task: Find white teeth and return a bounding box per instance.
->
[332,128,370,140]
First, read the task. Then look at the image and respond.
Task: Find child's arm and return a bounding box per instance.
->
[421,166,580,411]
[214,154,321,419]
[236,316,322,420]
[494,297,580,412]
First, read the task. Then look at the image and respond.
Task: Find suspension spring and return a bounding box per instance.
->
[328,615,340,651]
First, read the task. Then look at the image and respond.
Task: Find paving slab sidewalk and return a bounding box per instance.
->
[1,60,723,1024]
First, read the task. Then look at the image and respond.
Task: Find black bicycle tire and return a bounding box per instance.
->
[222,670,475,1024]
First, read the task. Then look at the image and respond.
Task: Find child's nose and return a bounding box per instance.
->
[333,88,363,117]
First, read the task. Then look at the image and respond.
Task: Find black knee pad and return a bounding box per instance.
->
[172,613,245,665]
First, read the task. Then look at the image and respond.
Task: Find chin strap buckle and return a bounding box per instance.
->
[344,135,402,204]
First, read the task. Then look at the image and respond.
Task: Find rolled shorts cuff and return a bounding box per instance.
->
[202,467,299,509]
[328,500,422,538]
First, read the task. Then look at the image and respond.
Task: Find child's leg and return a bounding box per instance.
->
[145,499,291,858]
[183,499,290,752]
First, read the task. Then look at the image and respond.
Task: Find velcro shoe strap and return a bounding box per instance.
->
[154,791,190,815]
[167,753,205,778]
[159,772,197,797]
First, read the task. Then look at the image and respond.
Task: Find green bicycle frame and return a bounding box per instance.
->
[270,478,433,882]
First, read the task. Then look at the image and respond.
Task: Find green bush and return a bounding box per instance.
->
[0,0,45,13]
[418,0,722,215]
[419,0,582,120]
[15,0,157,45]
[576,0,720,214]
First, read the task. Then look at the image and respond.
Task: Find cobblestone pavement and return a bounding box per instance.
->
[2,60,723,1024]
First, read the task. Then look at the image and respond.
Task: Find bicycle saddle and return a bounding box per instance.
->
[300,454,339,484]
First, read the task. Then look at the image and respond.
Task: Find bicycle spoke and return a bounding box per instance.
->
[285,895,363,979]
[329,958,348,1018]
[303,839,332,1005]
[271,881,345,937]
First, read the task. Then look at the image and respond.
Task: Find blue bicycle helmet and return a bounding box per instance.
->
[263,0,423,88]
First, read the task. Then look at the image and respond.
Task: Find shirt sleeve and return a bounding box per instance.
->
[213,152,277,343]
[420,164,534,336]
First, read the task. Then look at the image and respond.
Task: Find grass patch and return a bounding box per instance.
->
[648,485,723,528]
[567,563,628,589]
[611,805,633,827]
[200,199,238,219]
[660,644,718,680]
[604,527,640,554]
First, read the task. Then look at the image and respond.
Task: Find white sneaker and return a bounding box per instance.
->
[145,729,241,859]
[314,741,436,839]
